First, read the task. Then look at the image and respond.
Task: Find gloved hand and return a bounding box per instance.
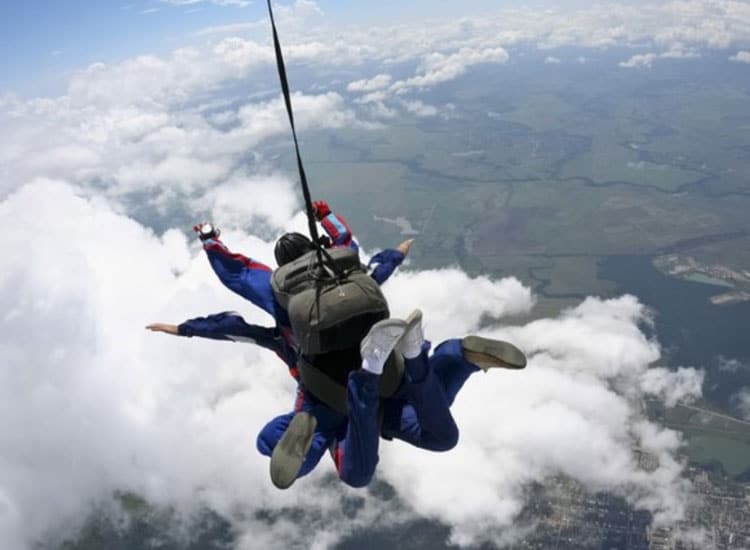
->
[312,200,331,220]
[193,222,221,241]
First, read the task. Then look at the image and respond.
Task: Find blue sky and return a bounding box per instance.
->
[0,0,508,96]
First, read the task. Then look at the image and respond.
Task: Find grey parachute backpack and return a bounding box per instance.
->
[271,247,390,355]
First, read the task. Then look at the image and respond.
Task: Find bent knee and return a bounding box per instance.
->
[339,471,373,488]
[431,425,459,452]
[338,461,377,488]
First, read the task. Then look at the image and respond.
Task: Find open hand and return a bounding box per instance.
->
[146,323,179,335]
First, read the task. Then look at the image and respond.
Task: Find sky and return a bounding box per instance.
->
[0,0,511,95]
[1,0,750,548]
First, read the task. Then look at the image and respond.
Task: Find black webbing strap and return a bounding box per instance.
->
[267,0,346,277]
[267,0,319,244]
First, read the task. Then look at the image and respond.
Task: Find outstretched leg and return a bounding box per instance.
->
[382,330,527,450]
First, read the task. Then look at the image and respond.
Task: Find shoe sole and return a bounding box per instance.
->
[402,309,422,336]
[360,318,407,358]
[270,412,317,490]
[396,309,423,356]
[461,335,527,370]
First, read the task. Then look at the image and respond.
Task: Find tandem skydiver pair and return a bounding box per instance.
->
[148,200,527,489]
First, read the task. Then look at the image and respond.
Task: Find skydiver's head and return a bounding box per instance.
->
[274,232,316,266]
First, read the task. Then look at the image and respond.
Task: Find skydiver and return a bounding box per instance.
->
[264,309,526,489]
[149,305,526,490]
[153,210,526,489]
[194,199,355,327]
[146,237,414,381]
[147,235,432,488]
[188,199,364,355]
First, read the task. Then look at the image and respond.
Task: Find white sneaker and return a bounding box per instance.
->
[397,309,424,359]
[360,318,407,375]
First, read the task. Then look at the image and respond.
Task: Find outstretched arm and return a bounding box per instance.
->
[193,223,277,317]
[368,238,413,285]
[146,311,298,370]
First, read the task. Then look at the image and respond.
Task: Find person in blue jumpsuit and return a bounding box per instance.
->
[188,200,368,357]
[148,264,526,490]
[149,309,526,489]
[262,310,526,489]
[147,209,420,485]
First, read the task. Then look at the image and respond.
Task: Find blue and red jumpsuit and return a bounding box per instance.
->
[197,212,469,488]
[196,220,416,485]
[257,339,482,488]
[199,209,358,355]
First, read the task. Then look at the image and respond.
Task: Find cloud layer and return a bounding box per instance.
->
[0,1,727,547]
[0,176,703,548]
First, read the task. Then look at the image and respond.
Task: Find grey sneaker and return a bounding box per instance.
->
[397,309,424,358]
[360,318,407,375]
[461,336,527,370]
[270,411,317,490]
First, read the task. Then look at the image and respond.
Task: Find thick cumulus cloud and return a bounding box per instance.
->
[0,177,703,548]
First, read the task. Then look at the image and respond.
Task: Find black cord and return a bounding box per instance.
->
[266,0,344,277]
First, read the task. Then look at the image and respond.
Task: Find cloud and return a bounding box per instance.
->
[544,56,561,64]
[619,46,699,68]
[0,175,704,548]
[620,52,659,68]
[389,47,510,95]
[730,50,750,63]
[347,73,393,93]
[732,388,750,420]
[400,99,438,117]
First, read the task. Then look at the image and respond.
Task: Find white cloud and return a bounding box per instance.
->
[639,367,704,407]
[390,47,510,94]
[620,52,659,68]
[730,50,750,63]
[0,176,704,548]
[544,56,561,64]
[378,295,699,545]
[400,99,438,117]
[347,73,393,92]
[733,388,750,419]
[619,45,700,68]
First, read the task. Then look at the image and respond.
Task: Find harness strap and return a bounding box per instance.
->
[298,353,406,416]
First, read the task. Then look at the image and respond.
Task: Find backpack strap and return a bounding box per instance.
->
[298,353,405,416]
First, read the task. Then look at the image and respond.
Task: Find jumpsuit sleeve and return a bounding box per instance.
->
[178,312,277,344]
[367,248,406,285]
[178,312,300,373]
[320,212,358,251]
[201,237,277,317]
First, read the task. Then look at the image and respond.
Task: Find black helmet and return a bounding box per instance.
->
[274,232,315,266]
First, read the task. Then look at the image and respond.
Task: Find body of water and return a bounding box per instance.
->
[600,255,750,414]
